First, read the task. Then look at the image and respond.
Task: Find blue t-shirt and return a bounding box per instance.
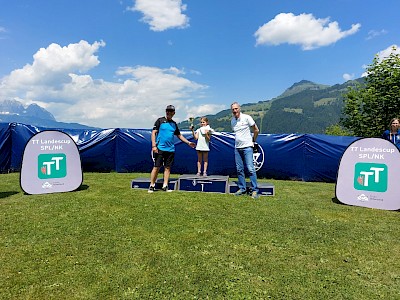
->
[153,117,180,152]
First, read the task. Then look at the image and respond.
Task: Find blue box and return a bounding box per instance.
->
[178,174,229,193]
[229,181,275,196]
[131,178,177,191]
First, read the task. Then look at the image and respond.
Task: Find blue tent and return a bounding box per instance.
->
[0,122,358,182]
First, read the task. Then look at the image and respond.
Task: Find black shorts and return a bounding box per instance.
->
[154,150,175,168]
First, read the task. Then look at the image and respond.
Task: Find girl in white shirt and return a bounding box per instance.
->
[191,117,214,176]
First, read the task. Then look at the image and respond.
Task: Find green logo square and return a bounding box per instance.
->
[38,154,67,179]
[354,162,388,192]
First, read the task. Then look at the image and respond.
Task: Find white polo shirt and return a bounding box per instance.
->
[231,113,255,149]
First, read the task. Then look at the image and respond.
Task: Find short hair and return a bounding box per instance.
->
[230,102,240,108]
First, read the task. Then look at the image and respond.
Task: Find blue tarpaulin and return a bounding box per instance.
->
[0,122,359,182]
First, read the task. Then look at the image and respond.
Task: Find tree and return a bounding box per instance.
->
[341,46,400,137]
[325,124,352,136]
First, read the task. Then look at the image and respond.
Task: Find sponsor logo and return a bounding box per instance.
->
[38,153,67,179]
[42,182,53,189]
[261,191,273,195]
[354,162,388,192]
[253,144,265,172]
[192,179,212,186]
[357,194,369,202]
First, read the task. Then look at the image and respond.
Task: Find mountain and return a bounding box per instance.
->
[0,99,55,120]
[274,80,330,99]
[0,99,97,129]
[180,78,365,134]
[1,78,365,132]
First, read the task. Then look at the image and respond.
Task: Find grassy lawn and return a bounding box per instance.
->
[1,173,400,299]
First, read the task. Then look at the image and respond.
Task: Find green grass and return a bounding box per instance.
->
[1,173,400,299]
[283,108,303,114]
[313,97,337,107]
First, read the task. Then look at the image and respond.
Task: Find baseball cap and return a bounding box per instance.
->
[166,105,175,111]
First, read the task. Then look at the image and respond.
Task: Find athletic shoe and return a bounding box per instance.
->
[234,189,246,196]
[203,172,207,177]
[196,172,201,176]
[251,191,259,199]
[148,185,155,193]
[161,186,169,192]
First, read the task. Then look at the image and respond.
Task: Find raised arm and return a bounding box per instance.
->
[191,127,199,140]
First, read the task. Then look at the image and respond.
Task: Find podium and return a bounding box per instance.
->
[131,174,275,196]
[178,174,229,193]
[130,177,178,191]
[229,181,275,196]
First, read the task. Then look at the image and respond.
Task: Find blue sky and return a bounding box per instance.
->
[0,0,399,128]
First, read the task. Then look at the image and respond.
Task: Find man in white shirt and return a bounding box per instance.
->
[231,102,260,199]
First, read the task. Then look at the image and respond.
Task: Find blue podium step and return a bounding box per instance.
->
[229,181,275,196]
[178,174,229,193]
[131,177,178,191]
[131,175,275,196]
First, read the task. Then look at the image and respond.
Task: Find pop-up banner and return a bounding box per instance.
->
[336,138,400,210]
[20,130,83,195]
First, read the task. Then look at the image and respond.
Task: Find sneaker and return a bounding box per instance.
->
[196,172,201,176]
[161,186,170,192]
[203,172,207,177]
[251,191,259,199]
[148,185,155,193]
[234,189,246,196]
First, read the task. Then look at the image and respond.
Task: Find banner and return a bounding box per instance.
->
[20,130,83,194]
[336,138,400,210]
[1,122,361,182]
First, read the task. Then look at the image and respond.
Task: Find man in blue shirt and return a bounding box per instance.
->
[148,105,195,192]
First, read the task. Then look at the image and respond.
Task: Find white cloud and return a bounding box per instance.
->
[128,0,189,31]
[343,73,355,81]
[0,40,212,129]
[0,26,7,39]
[186,104,226,122]
[361,44,399,77]
[366,29,387,40]
[254,13,361,50]
[1,40,105,90]
[376,44,400,61]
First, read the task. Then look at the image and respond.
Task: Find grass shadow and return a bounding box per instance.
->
[0,191,19,199]
[332,197,345,205]
[77,184,89,191]
[21,185,90,195]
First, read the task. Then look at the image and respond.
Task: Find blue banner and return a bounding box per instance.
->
[0,122,359,182]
